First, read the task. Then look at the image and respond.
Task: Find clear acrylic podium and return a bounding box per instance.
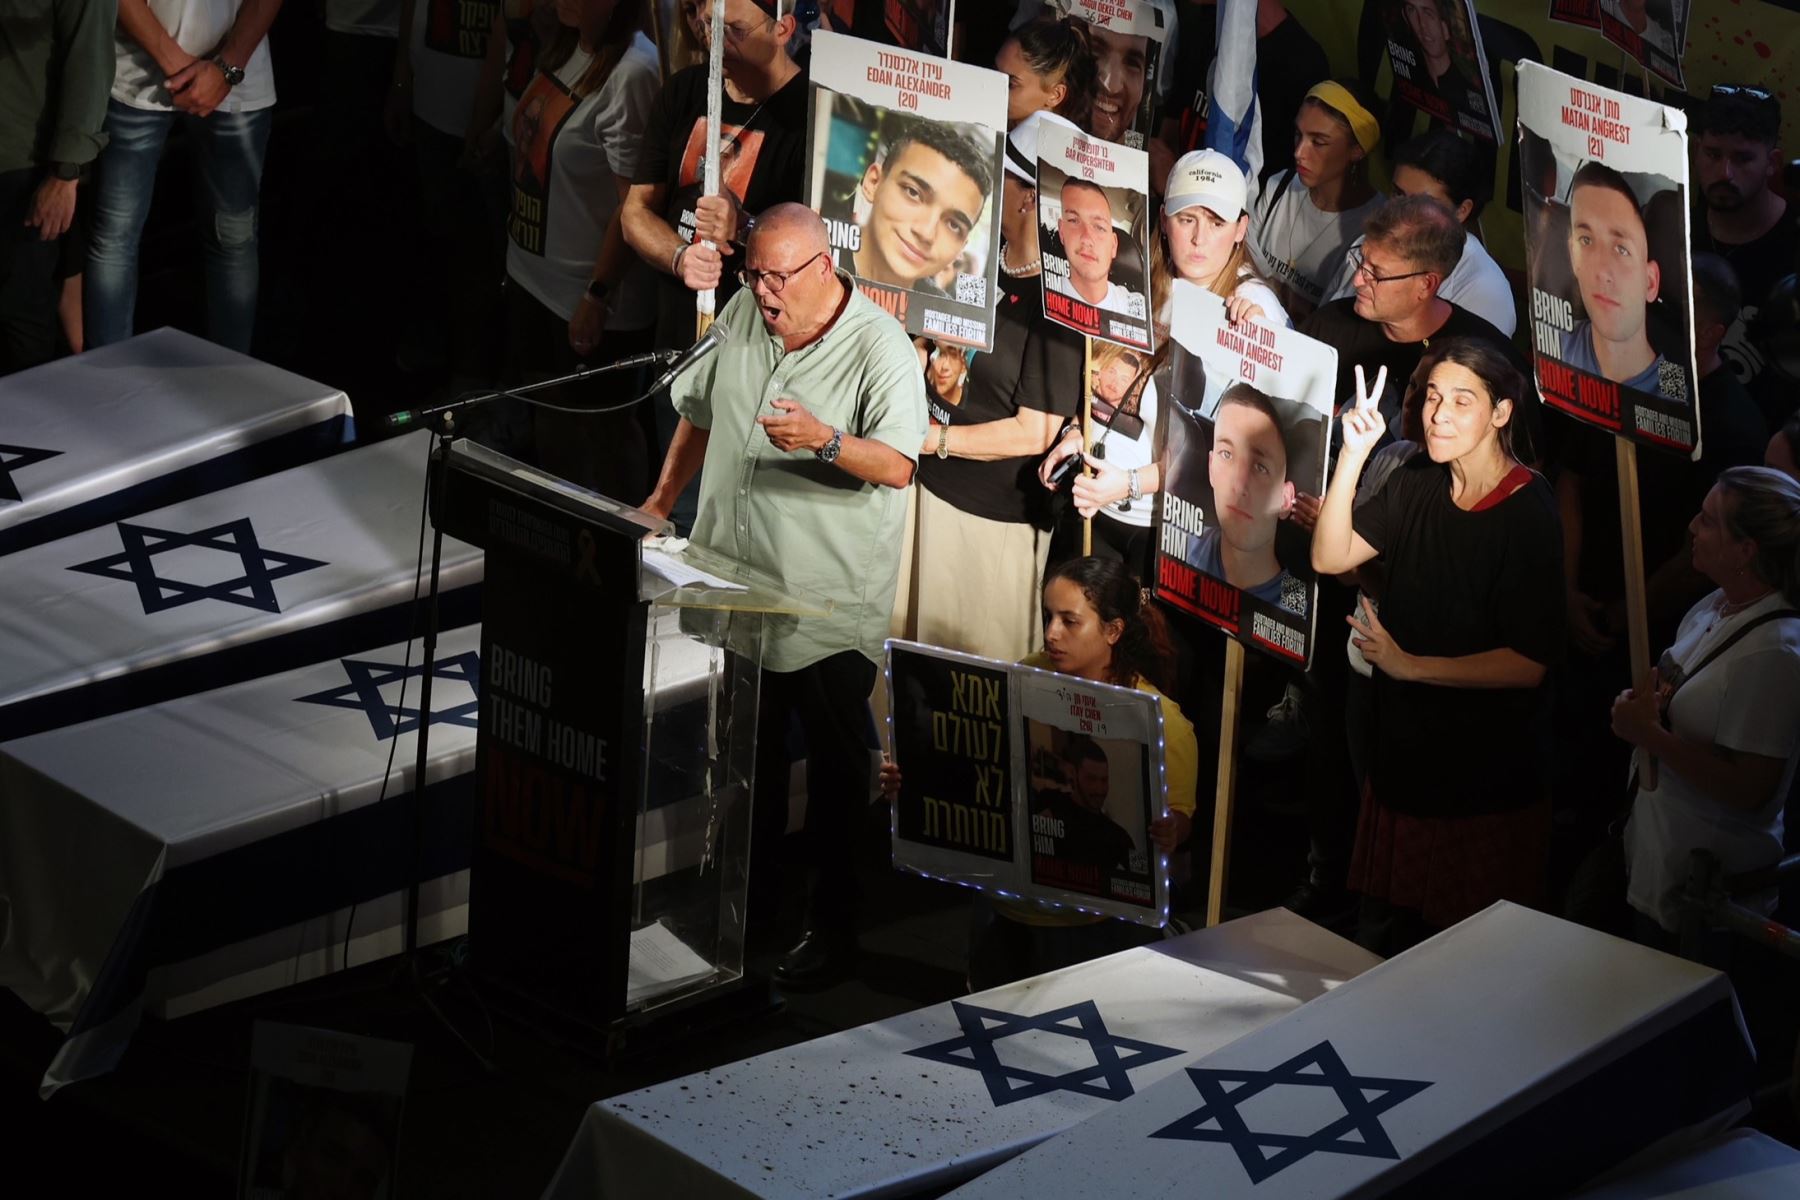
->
[437,439,828,1035]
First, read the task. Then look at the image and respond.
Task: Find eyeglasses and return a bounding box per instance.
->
[720,13,773,42]
[739,251,824,294]
[1348,246,1430,286]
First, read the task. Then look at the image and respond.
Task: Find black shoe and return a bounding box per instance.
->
[773,930,857,990]
[1282,880,1355,924]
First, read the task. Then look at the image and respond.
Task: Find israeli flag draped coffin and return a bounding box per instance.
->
[541,909,1380,1200]
[0,329,353,556]
[0,430,481,739]
[0,627,483,1097]
[945,903,1756,1200]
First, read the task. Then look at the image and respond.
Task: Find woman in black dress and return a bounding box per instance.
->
[1312,337,1565,954]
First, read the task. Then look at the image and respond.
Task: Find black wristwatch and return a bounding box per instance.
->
[586,278,610,302]
[49,161,81,181]
[815,427,843,464]
[209,55,246,88]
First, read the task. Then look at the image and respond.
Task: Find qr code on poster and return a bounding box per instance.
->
[954,273,986,307]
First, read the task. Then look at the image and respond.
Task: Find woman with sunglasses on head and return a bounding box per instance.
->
[884,556,1199,990]
[1312,338,1564,956]
[1249,80,1385,321]
[892,113,1087,663]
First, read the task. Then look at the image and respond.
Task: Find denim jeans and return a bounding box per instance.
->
[85,99,273,352]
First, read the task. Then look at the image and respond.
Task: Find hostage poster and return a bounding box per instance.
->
[1600,0,1691,89]
[1517,61,1700,457]
[1037,0,1174,151]
[805,30,1008,350]
[1379,0,1502,143]
[1037,119,1153,350]
[1016,664,1166,925]
[1153,281,1336,667]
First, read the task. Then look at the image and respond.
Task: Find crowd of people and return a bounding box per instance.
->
[6,3,1799,1015]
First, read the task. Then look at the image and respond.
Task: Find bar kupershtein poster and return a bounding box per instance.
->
[1036,118,1154,351]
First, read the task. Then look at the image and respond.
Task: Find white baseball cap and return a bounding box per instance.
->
[1004,111,1082,184]
[1164,149,1249,221]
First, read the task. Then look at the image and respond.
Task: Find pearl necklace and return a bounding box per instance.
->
[1000,240,1041,277]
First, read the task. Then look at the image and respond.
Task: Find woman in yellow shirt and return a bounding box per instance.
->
[884,555,1200,990]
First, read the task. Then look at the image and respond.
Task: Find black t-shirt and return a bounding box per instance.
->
[1694,207,1799,399]
[916,271,1084,528]
[1299,299,1536,459]
[1559,366,1768,617]
[635,64,810,348]
[1353,454,1564,816]
[1169,11,1327,183]
[1033,788,1137,873]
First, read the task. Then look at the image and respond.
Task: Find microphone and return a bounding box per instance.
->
[645,321,732,396]
[384,349,681,429]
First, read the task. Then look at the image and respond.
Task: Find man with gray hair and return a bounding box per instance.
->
[644,202,927,988]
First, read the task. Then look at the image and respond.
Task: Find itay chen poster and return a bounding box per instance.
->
[1040,0,1174,150]
[1518,61,1700,456]
[805,30,1007,350]
[1379,0,1502,143]
[1153,281,1336,667]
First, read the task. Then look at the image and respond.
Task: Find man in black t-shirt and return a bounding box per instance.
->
[1034,741,1137,874]
[1299,194,1528,454]
[621,0,809,351]
[1690,86,1798,412]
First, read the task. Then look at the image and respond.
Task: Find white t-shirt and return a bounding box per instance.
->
[1623,591,1800,933]
[409,0,500,137]
[1325,230,1518,336]
[1047,271,1148,320]
[1249,171,1383,315]
[504,34,659,325]
[112,0,276,113]
[326,0,401,38]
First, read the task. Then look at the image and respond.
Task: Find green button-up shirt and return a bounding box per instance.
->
[673,274,927,673]
[1,0,115,173]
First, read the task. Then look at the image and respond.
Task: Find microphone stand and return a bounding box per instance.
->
[394,356,669,1069]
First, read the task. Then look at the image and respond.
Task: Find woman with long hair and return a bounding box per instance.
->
[1249,79,1384,320]
[500,0,661,498]
[884,556,1199,989]
[1312,338,1564,955]
[995,15,1097,130]
[1614,467,1800,940]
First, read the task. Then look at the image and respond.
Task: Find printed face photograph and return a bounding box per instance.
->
[1208,390,1295,558]
[1086,23,1149,143]
[857,134,988,289]
[1568,177,1660,352]
[1400,0,1452,63]
[1058,180,1120,300]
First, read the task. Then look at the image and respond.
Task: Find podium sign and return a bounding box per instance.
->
[436,442,659,1025]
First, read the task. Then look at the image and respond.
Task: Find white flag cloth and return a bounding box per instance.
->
[1205,0,1262,200]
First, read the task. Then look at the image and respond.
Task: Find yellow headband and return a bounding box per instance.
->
[1305,82,1381,154]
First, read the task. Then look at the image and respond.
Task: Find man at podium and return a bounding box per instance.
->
[643,204,928,987]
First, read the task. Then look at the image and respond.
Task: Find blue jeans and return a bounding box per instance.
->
[85,100,273,352]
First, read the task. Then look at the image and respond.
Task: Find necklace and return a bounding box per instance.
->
[1000,239,1041,277]
[1706,586,1774,632]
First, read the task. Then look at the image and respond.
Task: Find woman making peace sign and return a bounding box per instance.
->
[1312,339,1565,954]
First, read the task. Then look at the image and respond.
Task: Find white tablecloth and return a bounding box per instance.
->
[0,429,481,739]
[542,908,1381,1199]
[0,628,483,1096]
[0,329,353,555]
[1574,1129,1800,1198]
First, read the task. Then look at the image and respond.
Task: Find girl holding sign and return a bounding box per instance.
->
[1312,341,1565,955]
[883,557,1199,990]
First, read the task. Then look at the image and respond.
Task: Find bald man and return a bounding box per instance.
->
[645,203,927,988]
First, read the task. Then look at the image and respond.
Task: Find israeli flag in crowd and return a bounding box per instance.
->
[1207,0,1263,202]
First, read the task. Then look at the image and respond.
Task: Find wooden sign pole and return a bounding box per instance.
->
[1615,436,1659,784]
[1205,638,1246,926]
[695,0,725,338]
[1081,336,1094,555]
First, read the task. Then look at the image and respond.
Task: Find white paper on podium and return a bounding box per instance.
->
[541,909,1380,1200]
[626,921,717,1006]
[0,430,481,737]
[0,626,483,1097]
[945,903,1754,1200]
[0,329,352,551]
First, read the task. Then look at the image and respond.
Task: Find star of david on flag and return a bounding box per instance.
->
[67,518,327,614]
[0,442,62,504]
[296,653,483,741]
[1148,1039,1432,1183]
[905,999,1182,1107]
